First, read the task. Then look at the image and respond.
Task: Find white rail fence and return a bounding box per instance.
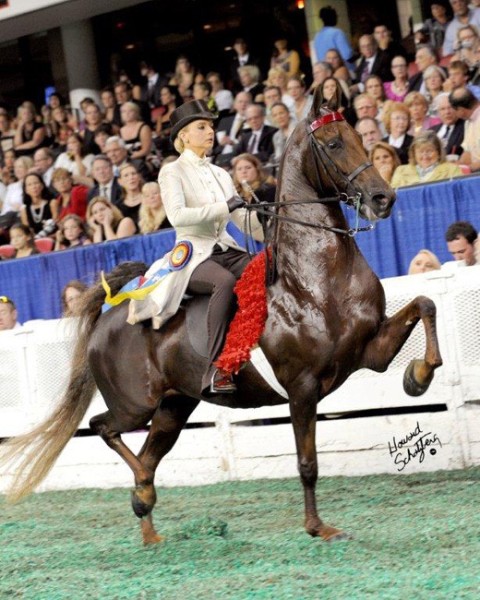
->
[1,267,480,493]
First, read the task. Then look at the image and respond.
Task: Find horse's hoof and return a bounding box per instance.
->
[403,359,433,397]
[325,530,353,542]
[131,489,153,518]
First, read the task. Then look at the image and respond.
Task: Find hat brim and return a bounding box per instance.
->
[170,111,216,142]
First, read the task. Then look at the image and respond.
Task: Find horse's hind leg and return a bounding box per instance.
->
[360,295,443,396]
[132,394,199,544]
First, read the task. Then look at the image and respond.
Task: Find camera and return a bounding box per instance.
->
[35,219,58,239]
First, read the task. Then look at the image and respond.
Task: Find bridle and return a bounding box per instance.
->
[244,110,375,239]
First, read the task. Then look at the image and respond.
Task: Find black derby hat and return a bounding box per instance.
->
[170,100,216,141]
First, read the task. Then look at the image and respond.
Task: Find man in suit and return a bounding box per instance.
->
[112,80,151,127]
[233,103,277,165]
[429,93,465,157]
[212,91,252,166]
[228,38,259,93]
[350,35,392,96]
[139,61,167,110]
[87,155,123,206]
[408,45,441,93]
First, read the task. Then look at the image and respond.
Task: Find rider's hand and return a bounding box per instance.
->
[226,196,246,213]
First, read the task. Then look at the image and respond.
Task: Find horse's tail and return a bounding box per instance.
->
[0,261,148,503]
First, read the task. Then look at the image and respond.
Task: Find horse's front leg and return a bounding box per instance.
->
[289,386,351,542]
[360,295,443,396]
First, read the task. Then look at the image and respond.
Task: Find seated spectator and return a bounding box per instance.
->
[193,81,218,114]
[100,87,117,126]
[351,35,392,96]
[408,249,442,275]
[50,168,88,222]
[353,93,382,125]
[213,91,252,167]
[415,2,451,53]
[356,117,383,153]
[384,56,409,102]
[47,91,66,111]
[0,295,22,330]
[232,153,276,230]
[423,65,447,111]
[87,155,123,205]
[1,148,17,188]
[263,86,284,126]
[54,133,94,186]
[365,74,388,120]
[138,182,170,233]
[450,86,480,170]
[233,103,277,165]
[206,72,234,116]
[168,55,197,100]
[2,156,33,215]
[13,102,45,157]
[445,220,478,266]
[0,111,16,154]
[444,59,480,99]
[112,80,151,128]
[40,104,56,148]
[20,172,55,236]
[117,162,143,227]
[308,61,334,94]
[51,106,76,150]
[120,101,153,165]
[442,0,480,57]
[405,91,441,136]
[9,223,39,259]
[373,23,407,63]
[369,141,401,184]
[318,77,352,119]
[270,38,301,79]
[238,65,264,102]
[270,102,296,163]
[105,136,130,177]
[86,196,136,242]
[390,130,462,187]
[61,280,89,317]
[33,147,56,192]
[324,48,351,84]
[93,123,114,154]
[382,101,414,164]
[429,92,465,157]
[155,85,183,158]
[54,214,92,251]
[265,67,290,102]
[408,45,440,94]
[80,103,105,155]
[286,76,313,122]
[451,24,479,67]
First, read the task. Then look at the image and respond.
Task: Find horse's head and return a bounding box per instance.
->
[305,86,396,221]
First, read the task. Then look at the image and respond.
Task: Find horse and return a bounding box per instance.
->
[1,88,442,544]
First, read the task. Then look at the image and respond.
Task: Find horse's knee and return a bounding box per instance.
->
[416,295,436,319]
[298,458,317,485]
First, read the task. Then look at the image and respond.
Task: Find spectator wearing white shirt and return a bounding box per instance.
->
[443,0,480,56]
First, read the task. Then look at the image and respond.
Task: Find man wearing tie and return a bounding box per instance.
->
[233,103,277,165]
[351,35,392,96]
[212,91,252,167]
[429,93,465,158]
[87,155,123,206]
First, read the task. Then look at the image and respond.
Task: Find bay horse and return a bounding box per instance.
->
[1,88,442,544]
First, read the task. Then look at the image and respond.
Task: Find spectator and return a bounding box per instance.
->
[20,172,55,236]
[318,77,351,118]
[443,0,480,56]
[193,81,218,113]
[324,48,351,84]
[213,91,252,167]
[51,106,76,150]
[80,103,104,155]
[383,102,415,164]
[314,5,353,64]
[13,102,45,157]
[234,104,277,165]
[444,59,480,99]
[408,249,442,274]
[117,162,143,227]
[155,85,183,157]
[365,74,387,120]
[87,155,123,205]
[169,55,199,101]
[451,23,480,66]
[405,91,442,135]
[93,123,114,154]
[373,23,407,62]
[86,196,136,242]
[61,280,89,317]
[369,141,401,184]
[356,117,383,152]
[32,148,55,192]
[429,92,465,157]
[263,86,284,125]
[139,182,171,233]
[270,38,301,79]
[286,76,313,122]
[50,168,88,222]
[2,156,34,215]
[449,86,480,169]
[119,101,154,177]
[445,220,478,265]
[351,35,392,96]
[54,214,92,251]
[139,60,166,112]
[0,296,22,330]
[265,68,290,102]
[47,92,65,111]
[0,111,16,153]
[9,223,39,259]
[238,65,264,102]
[415,2,451,52]
[353,94,384,133]
[390,130,462,187]
[1,148,16,188]
[423,66,448,117]
[408,45,440,93]
[53,133,94,186]
[105,136,130,177]
[384,56,410,102]
[228,38,259,93]
[270,102,296,163]
[308,61,334,94]
[112,80,151,128]
[206,72,234,116]
[100,87,117,126]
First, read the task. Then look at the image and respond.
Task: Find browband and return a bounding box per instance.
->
[310,112,345,132]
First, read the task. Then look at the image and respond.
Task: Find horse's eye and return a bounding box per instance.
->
[327,139,341,150]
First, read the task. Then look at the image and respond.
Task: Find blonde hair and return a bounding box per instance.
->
[139,182,168,233]
[408,249,441,275]
[383,102,411,134]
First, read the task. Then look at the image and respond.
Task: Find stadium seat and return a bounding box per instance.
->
[0,244,15,259]
[34,238,54,253]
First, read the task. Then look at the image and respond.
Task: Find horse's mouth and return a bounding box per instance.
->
[361,195,395,221]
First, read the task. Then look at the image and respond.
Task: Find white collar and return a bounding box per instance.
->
[182,148,211,167]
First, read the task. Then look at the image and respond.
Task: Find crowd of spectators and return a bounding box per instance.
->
[2,0,480,322]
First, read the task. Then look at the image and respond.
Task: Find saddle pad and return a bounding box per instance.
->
[184,295,209,358]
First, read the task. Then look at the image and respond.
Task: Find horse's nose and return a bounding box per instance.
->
[371,194,392,208]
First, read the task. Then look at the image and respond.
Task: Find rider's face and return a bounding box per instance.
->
[181,119,214,157]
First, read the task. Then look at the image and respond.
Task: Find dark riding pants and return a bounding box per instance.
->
[187,245,250,392]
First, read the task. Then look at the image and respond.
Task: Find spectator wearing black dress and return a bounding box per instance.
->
[14,102,45,157]
[20,172,54,236]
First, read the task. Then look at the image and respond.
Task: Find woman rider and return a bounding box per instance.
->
[127,100,264,395]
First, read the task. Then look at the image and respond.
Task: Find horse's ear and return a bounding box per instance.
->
[309,85,325,119]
